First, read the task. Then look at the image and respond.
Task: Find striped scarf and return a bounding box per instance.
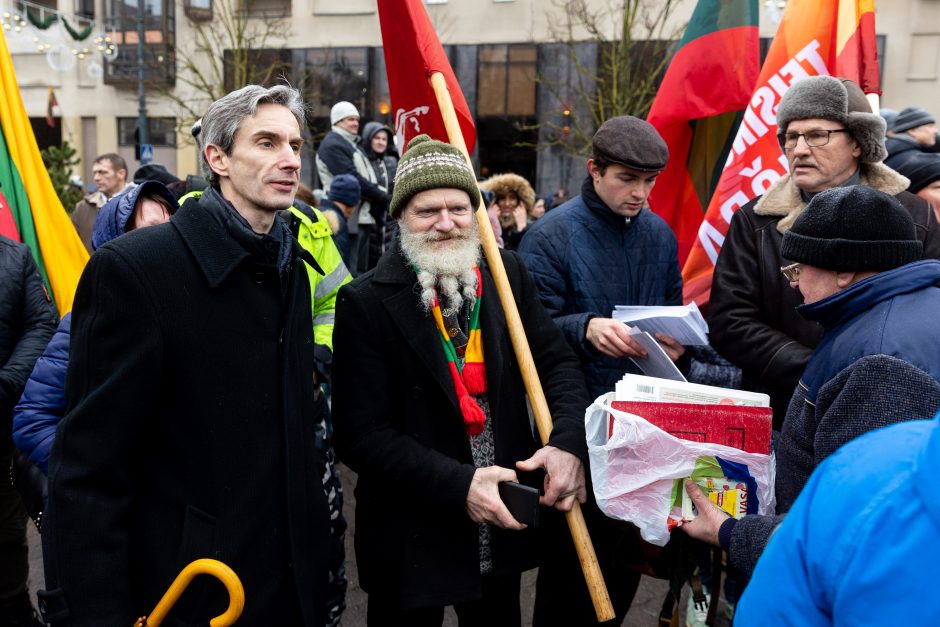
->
[429,266,487,436]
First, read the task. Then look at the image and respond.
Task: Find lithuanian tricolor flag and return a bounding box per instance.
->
[0,32,88,314]
[647,0,760,267]
[680,0,880,308]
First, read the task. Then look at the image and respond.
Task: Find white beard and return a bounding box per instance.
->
[399,219,481,313]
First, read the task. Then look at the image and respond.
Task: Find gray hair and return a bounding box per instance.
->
[199,84,306,186]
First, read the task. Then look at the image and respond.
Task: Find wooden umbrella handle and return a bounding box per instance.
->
[429,72,616,622]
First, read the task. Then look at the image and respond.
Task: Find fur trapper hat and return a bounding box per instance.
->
[776,76,887,164]
[479,173,536,214]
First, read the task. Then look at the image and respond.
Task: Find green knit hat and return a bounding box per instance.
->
[390,134,482,217]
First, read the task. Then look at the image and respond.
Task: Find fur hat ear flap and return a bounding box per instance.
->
[845,111,888,163]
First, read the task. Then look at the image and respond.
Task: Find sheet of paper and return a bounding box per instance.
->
[612,302,708,345]
[627,329,687,382]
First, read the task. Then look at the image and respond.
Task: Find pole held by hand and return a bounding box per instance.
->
[429,71,615,623]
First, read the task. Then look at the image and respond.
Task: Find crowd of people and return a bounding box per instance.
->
[1,75,939,627]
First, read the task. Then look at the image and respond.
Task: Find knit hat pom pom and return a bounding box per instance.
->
[462,362,487,397]
[460,396,486,436]
[406,134,433,149]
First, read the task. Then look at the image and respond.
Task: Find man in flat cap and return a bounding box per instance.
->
[519,116,685,400]
[518,116,685,624]
[885,105,940,169]
[709,76,940,431]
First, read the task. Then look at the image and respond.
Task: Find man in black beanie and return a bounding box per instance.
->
[885,106,940,169]
[895,152,940,220]
[682,185,940,580]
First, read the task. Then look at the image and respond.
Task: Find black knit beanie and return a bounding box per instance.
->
[895,153,940,194]
[781,186,922,271]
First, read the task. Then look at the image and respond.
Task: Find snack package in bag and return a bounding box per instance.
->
[586,395,776,546]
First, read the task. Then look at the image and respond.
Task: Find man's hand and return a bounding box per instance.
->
[465,466,526,530]
[516,446,587,512]
[586,318,647,358]
[678,479,729,546]
[655,332,686,362]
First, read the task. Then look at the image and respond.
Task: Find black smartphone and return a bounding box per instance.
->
[498,481,540,527]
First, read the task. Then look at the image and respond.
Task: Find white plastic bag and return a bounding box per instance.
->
[586,394,776,546]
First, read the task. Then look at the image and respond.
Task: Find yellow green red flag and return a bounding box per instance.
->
[0,32,88,314]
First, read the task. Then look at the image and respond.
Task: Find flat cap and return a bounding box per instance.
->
[591,116,668,172]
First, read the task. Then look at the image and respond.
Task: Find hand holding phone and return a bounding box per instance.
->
[498,481,540,527]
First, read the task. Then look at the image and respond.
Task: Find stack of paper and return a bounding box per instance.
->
[612,302,709,345]
[615,373,770,407]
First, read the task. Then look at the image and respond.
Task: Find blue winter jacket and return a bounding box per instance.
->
[12,181,178,474]
[518,176,682,397]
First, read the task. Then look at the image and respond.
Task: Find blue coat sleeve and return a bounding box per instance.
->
[518,222,598,359]
[13,313,71,475]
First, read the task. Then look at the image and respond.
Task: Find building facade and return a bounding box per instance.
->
[6,0,940,196]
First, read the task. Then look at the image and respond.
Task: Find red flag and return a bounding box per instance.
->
[376,0,476,153]
[0,187,21,240]
[46,86,57,128]
[647,0,760,266]
[681,0,880,307]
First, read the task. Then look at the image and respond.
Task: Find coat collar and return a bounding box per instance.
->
[373,241,507,422]
[172,189,321,289]
[755,162,911,234]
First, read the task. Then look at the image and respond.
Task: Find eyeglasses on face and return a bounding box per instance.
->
[777,129,850,150]
[780,262,802,281]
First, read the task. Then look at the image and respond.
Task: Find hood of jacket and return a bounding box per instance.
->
[755,161,910,234]
[480,172,536,214]
[361,122,393,159]
[91,181,179,251]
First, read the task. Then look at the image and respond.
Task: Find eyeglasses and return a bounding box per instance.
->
[777,129,850,150]
[780,262,802,281]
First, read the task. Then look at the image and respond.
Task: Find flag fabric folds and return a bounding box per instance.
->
[647,0,760,267]
[376,0,476,154]
[46,85,58,128]
[680,0,880,308]
[0,32,88,314]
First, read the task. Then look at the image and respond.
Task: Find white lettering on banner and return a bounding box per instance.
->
[720,190,750,224]
[698,219,727,266]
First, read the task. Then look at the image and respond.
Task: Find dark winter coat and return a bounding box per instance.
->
[315,129,389,208]
[885,133,940,170]
[332,242,589,609]
[709,162,940,428]
[517,176,683,397]
[726,261,940,577]
[0,235,57,442]
[41,189,332,626]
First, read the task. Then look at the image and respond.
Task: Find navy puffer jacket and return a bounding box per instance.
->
[518,176,682,397]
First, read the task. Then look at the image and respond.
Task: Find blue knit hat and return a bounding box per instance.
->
[329,174,361,207]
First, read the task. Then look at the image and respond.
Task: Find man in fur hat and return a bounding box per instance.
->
[331,135,590,626]
[708,76,940,430]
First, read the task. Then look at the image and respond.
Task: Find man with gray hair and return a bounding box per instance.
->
[709,76,940,430]
[41,85,333,626]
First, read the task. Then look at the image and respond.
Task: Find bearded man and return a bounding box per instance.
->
[332,135,590,627]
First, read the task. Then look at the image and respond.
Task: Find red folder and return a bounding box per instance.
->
[609,401,772,455]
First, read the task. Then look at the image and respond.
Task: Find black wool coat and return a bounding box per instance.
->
[332,243,590,610]
[42,191,331,626]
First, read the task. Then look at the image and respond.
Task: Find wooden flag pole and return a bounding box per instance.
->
[429,71,615,622]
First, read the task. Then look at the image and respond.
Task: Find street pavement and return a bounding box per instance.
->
[26,464,719,625]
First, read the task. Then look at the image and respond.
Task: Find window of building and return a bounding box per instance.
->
[242,0,290,18]
[74,0,95,19]
[117,117,177,147]
[297,47,371,140]
[104,0,175,87]
[222,48,292,94]
[477,44,537,117]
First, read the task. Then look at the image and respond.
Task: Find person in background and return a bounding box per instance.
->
[360,122,395,267]
[0,234,57,626]
[71,153,133,252]
[13,181,179,478]
[318,174,359,266]
[894,152,940,221]
[316,102,389,276]
[879,108,898,136]
[529,197,546,221]
[480,173,535,251]
[885,106,940,169]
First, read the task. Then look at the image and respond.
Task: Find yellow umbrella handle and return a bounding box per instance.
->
[133,558,245,627]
